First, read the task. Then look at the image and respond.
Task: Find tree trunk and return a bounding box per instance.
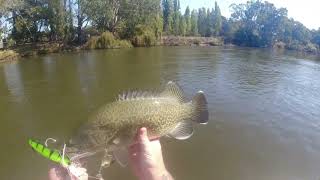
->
[77,0,82,44]
[77,18,82,44]
[12,10,17,40]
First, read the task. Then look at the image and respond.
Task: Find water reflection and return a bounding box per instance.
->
[3,63,26,103]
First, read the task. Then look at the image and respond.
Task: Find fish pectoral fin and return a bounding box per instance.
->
[168,120,194,140]
[113,147,129,167]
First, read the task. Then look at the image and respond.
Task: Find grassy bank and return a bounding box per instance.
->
[0,50,19,63]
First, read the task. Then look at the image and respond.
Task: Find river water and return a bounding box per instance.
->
[1,47,320,180]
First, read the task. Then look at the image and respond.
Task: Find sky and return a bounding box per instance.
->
[180,0,320,30]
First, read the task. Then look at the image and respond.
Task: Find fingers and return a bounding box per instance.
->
[138,127,149,144]
[48,167,63,180]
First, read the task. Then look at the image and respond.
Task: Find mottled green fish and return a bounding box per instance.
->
[69,81,208,166]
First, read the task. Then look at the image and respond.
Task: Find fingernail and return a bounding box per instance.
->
[140,127,147,134]
[139,127,148,142]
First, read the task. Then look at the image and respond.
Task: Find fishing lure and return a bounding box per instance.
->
[28,139,71,166]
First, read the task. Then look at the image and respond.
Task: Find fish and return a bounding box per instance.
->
[68,81,208,167]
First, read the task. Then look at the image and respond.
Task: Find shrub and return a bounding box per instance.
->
[84,31,132,49]
[304,42,318,53]
[7,38,16,48]
[132,25,157,47]
[85,36,99,50]
[116,40,133,48]
[97,32,116,49]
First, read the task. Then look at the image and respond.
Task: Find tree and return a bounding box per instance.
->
[197,8,207,36]
[48,0,67,41]
[213,1,222,36]
[10,0,50,42]
[230,0,290,47]
[179,15,186,36]
[190,9,198,36]
[84,0,120,33]
[184,6,191,35]
[311,29,320,46]
[0,0,24,39]
[74,0,91,43]
[207,8,214,36]
[120,0,162,39]
[172,0,180,35]
[162,0,173,33]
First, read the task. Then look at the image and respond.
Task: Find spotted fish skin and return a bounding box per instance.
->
[68,81,208,166]
[29,139,71,166]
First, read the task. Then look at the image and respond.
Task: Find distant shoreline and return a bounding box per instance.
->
[0,36,319,63]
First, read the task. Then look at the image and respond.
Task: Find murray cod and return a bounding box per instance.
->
[68,81,208,166]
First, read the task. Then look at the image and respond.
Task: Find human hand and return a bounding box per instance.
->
[48,165,88,180]
[128,127,173,180]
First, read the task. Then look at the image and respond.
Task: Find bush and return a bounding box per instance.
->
[85,36,99,50]
[7,38,16,48]
[97,32,116,48]
[131,25,157,47]
[304,42,318,53]
[286,40,304,51]
[116,40,133,48]
[84,31,132,49]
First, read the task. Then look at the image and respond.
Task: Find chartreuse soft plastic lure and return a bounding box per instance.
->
[28,139,71,166]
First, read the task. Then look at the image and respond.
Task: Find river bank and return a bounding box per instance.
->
[1,35,319,63]
[0,50,20,63]
[161,36,224,46]
[0,36,226,62]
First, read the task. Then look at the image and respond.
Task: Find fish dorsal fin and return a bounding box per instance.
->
[118,90,157,101]
[113,147,129,167]
[168,120,194,140]
[160,81,187,103]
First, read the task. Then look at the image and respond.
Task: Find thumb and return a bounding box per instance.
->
[138,127,149,144]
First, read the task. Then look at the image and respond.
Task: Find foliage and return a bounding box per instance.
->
[0,0,318,54]
[184,6,191,35]
[190,10,198,36]
[213,2,222,36]
[230,1,287,47]
[311,29,320,46]
[7,38,16,48]
[85,31,132,49]
[229,0,317,51]
[131,25,157,47]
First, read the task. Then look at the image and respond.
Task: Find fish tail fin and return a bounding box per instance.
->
[191,91,209,124]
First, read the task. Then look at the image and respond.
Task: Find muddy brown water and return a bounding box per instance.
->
[1,47,320,180]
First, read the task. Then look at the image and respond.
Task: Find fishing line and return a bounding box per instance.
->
[62,143,67,167]
[45,138,57,147]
